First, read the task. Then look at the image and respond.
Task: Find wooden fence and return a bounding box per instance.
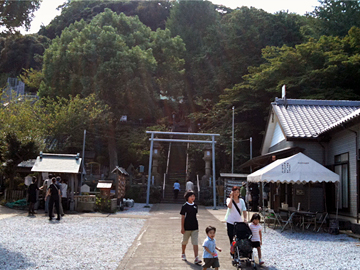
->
[5,189,26,202]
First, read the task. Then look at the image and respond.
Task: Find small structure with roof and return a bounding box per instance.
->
[31,152,82,211]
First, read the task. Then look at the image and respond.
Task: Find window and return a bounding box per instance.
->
[334,153,349,209]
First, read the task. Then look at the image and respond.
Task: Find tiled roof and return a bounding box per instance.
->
[272,98,360,138]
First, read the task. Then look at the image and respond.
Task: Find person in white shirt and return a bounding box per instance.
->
[226,186,247,245]
[249,213,264,265]
[186,179,194,191]
[173,180,180,199]
[61,179,68,211]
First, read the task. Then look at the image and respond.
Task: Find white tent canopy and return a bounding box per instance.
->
[247,152,339,184]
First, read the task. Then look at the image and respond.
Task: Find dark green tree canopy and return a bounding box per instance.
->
[0,0,41,35]
[39,0,172,39]
[0,34,49,77]
[311,0,360,37]
[40,9,185,120]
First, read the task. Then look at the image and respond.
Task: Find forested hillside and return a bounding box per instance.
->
[1,0,360,182]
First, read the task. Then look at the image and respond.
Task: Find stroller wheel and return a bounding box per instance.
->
[237,265,241,270]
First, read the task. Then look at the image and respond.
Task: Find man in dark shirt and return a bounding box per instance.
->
[46,177,61,221]
[180,191,202,265]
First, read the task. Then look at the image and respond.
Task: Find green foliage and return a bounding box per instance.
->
[39,0,172,39]
[95,196,114,213]
[0,34,50,77]
[0,0,41,34]
[1,133,38,189]
[311,0,360,37]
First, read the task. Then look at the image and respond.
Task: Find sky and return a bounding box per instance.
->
[21,0,320,34]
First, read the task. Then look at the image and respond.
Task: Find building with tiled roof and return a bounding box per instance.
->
[241,97,360,225]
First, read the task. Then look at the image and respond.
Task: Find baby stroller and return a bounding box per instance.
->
[231,222,256,270]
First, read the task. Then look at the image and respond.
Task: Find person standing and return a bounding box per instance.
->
[27,176,39,215]
[56,176,64,216]
[39,174,53,213]
[61,179,68,211]
[226,186,247,245]
[249,214,264,265]
[202,226,222,270]
[173,180,180,199]
[180,191,202,265]
[186,179,194,192]
[46,177,61,221]
[240,182,246,201]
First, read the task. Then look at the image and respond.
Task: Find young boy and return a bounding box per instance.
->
[180,190,202,264]
[202,226,222,270]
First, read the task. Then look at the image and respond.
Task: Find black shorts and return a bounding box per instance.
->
[252,241,260,248]
[202,258,220,268]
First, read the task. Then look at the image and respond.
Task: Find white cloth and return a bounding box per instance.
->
[173,182,180,190]
[186,181,194,191]
[61,183,68,198]
[249,223,262,242]
[226,198,247,224]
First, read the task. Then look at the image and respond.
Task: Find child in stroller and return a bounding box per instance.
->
[231,222,257,270]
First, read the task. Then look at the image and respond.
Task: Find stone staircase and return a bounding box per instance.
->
[161,143,187,204]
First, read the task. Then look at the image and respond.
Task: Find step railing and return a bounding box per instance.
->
[165,142,171,175]
[163,173,166,199]
[197,174,200,200]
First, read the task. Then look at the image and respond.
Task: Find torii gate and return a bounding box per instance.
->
[145,131,220,209]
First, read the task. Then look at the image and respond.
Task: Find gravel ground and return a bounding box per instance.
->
[0,203,151,270]
[260,228,360,270]
[114,203,152,216]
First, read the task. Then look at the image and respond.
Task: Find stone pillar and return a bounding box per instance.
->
[201,145,212,187]
[152,141,161,185]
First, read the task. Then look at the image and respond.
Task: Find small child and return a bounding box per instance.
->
[202,226,222,270]
[249,213,264,265]
[180,191,202,264]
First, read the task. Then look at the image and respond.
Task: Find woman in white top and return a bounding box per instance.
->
[226,186,247,245]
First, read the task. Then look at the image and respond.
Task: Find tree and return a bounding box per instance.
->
[0,0,42,35]
[311,0,360,37]
[0,34,49,77]
[39,1,172,39]
[39,9,185,171]
[193,27,360,171]
[1,133,38,189]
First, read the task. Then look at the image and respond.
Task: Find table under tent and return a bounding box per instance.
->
[247,152,340,232]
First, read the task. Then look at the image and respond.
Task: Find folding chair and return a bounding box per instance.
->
[315,212,328,232]
[304,212,317,230]
[280,212,296,233]
[265,209,282,229]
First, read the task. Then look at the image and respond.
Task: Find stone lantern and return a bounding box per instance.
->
[152,141,161,185]
[201,144,212,186]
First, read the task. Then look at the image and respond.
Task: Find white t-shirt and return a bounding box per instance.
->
[186,181,194,191]
[226,198,247,224]
[249,223,262,242]
[61,183,68,198]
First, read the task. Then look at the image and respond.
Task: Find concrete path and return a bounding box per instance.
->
[117,204,263,270]
[0,205,25,220]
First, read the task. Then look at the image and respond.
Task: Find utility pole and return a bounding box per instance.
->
[232,106,235,174]
[80,130,86,195]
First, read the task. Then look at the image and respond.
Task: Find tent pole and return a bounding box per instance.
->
[308,183,311,211]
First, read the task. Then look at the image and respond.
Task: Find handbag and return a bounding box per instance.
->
[224,207,231,221]
[232,199,242,216]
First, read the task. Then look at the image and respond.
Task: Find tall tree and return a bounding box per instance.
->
[194,27,360,170]
[39,0,172,39]
[0,0,42,35]
[0,34,49,77]
[39,9,185,171]
[311,0,360,37]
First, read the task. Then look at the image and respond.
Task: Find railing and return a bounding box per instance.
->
[197,174,200,200]
[166,142,171,175]
[163,173,166,199]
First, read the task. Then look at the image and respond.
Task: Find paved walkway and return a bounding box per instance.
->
[117,204,263,270]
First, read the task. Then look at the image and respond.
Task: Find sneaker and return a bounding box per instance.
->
[181,254,187,261]
[259,259,264,265]
[194,257,202,264]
